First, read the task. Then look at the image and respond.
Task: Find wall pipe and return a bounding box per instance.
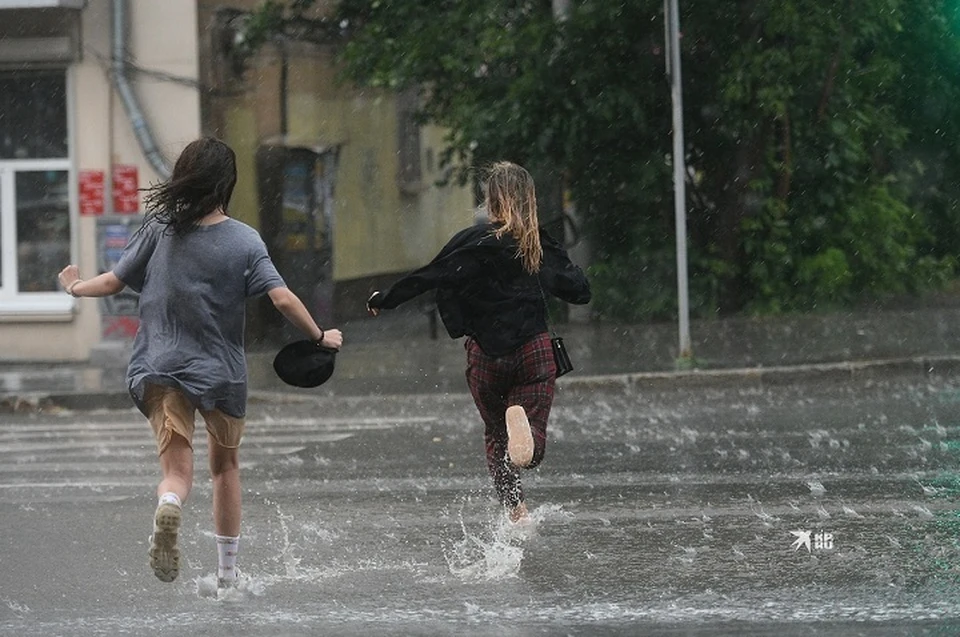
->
[111,0,172,179]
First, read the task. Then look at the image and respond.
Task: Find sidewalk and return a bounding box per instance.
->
[3,304,960,411]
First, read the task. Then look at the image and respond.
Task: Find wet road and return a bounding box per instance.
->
[1,372,960,636]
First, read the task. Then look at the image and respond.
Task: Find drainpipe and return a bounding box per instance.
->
[111,0,172,179]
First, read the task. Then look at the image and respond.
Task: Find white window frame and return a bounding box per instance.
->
[0,159,75,315]
[0,67,75,318]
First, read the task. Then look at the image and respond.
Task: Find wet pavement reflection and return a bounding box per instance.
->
[1,373,959,635]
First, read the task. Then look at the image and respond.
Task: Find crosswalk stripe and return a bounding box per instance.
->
[0,415,438,494]
[0,480,156,489]
[0,462,149,473]
[0,425,395,442]
[0,433,356,454]
[0,415,438,433]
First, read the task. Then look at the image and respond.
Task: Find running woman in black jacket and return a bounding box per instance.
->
[366,161,591,522]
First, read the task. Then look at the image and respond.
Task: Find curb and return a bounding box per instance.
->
[3,354,958,414]
[560,355,960,392]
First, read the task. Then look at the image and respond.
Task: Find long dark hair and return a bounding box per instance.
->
[142,137,237,235]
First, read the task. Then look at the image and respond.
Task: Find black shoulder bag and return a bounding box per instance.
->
[537,276,574,377]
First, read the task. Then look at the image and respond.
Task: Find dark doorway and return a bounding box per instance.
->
[253,144,337,346]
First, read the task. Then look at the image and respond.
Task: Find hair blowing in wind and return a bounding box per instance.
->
[142,137,238,235]
[485,162,543,273]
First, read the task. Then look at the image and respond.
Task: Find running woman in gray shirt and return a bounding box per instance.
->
[58,137,343,587]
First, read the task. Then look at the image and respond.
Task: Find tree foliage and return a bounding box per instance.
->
[246,0,960,319]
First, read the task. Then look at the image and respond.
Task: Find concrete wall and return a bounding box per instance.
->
[198,0,474,308]
[284,71,475,280]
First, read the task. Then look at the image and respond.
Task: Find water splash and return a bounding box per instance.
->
[261,497,302,577]
[3,598,31,615]
[445,531,523,581]
[842,505,864,518]
[193,572,266,601]
[442,501,566,581]
[444,512,524,581]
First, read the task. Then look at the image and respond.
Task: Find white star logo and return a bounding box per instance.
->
[790,530,812,553]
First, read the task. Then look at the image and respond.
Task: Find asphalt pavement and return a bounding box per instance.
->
[2,305,960,634]
[1,370,959,635]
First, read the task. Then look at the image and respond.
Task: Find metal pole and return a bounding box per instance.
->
[665,0,692,360]
[552,0,592,322]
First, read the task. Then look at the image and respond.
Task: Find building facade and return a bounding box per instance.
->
[0,0,201,361]
[196,0,475,342]
[0,0,474,363]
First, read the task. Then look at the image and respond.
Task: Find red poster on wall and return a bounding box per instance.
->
[112,164,139,214]
[78,170,105,216]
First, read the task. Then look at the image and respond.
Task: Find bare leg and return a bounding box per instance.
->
[208,431,241,537]
[151,432,192,582]
[157,432,194,502]
[509,501,529,523]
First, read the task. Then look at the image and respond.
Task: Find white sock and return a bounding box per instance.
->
[158,492,182,509]
[216,535,240,581]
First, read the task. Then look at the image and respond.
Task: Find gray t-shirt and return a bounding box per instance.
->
[114,218,285,418]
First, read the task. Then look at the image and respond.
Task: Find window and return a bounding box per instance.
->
[0,69,73,315]
[0,71,67,159]
[16,170,70,292]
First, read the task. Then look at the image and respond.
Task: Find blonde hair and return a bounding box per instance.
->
[484,161,542,273]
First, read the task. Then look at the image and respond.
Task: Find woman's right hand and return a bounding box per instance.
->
[320,328,343,350]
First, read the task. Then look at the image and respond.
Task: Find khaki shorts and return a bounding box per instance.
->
[143,384,245,455]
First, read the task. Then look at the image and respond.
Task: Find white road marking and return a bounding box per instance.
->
[0,416,438,433]
[0,415,433,495]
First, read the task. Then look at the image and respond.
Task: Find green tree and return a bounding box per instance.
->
[242,0,960,320]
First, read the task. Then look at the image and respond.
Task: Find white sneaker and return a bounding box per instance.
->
[506,405,533,467]
[149,502,181,582]
[218,568,240,590]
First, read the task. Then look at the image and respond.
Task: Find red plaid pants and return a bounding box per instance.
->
[465,332,556,508]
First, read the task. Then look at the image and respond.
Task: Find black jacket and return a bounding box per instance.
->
[368,222,591,356]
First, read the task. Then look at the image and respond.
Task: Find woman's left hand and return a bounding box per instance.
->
[366,291,382,317]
